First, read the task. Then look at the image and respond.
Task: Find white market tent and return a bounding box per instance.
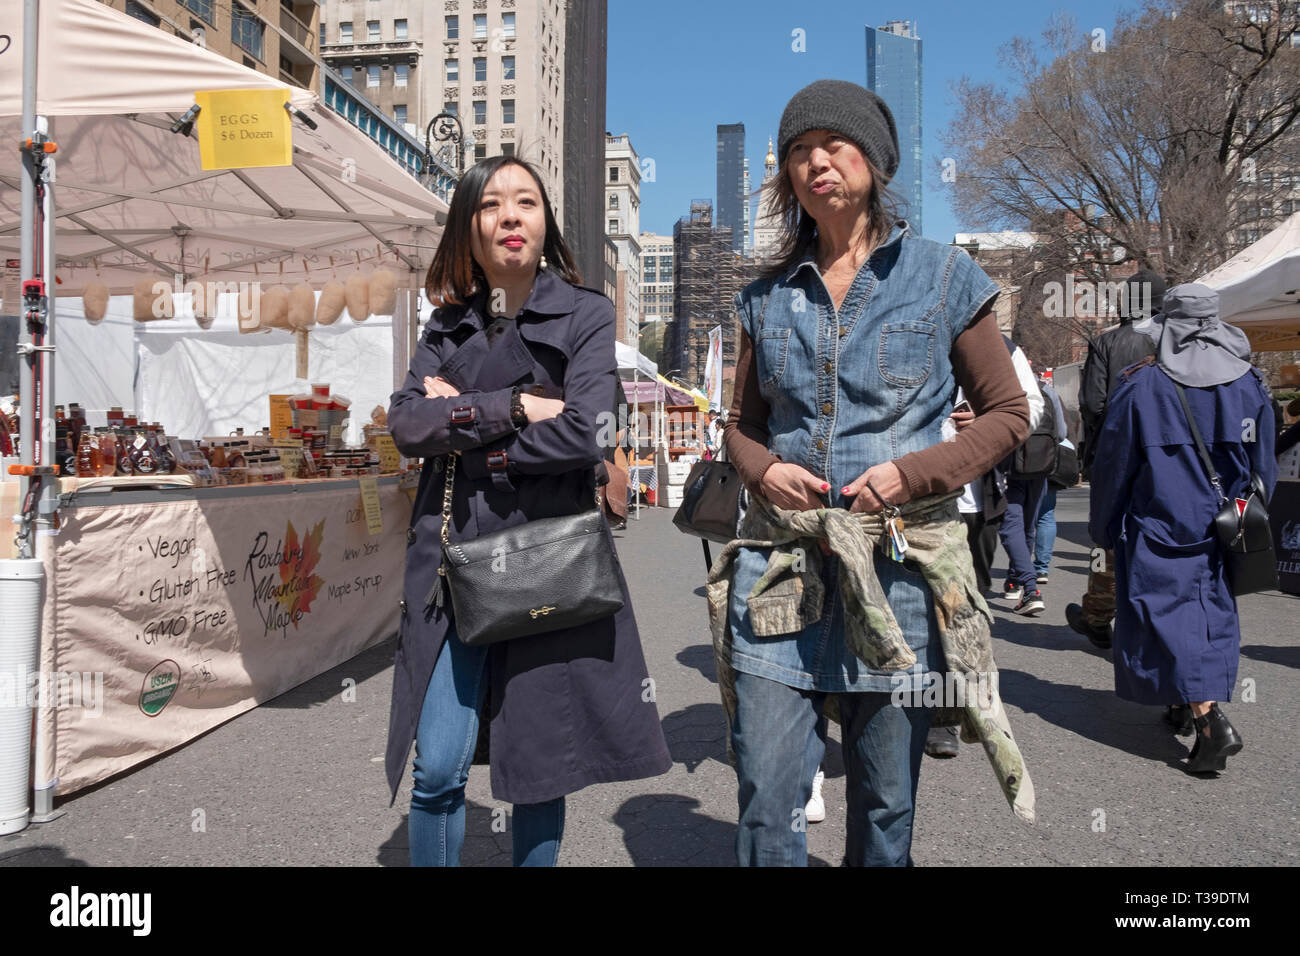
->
[1199,211,1300,353]
[0,0,448,433]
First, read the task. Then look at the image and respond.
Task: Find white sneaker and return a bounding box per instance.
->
[805,769,825,824]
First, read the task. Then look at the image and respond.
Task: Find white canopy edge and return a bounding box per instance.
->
[1199,211,1300,328]
[0,0,317,118]
[615,340,657,379]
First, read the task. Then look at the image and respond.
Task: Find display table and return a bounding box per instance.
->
[15,475,413,795]
[1271,479,1300,596]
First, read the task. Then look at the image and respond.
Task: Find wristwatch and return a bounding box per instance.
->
[509,386,528,428]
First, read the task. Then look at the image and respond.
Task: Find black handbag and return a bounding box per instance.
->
[1174,384,1278,596]
[435,455,625,645]
[673,458,746,544]
[1048,440,1080,490]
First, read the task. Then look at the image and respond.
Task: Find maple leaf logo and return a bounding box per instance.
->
[278,518,325,626]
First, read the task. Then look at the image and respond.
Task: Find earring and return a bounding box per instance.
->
[538,254,549,271]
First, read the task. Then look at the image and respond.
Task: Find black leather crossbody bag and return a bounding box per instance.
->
[1174,383,1278,596]
[434,455,625,646]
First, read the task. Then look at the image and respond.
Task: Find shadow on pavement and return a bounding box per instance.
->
[988,611,1109,658]
[1240,643,1300,668]
[675,643,717,682]
[997,668,1189,768]
[614,793,735,865]
[660,703,727,772]
[0,844,89,866]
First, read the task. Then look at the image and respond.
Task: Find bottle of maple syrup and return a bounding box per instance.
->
[75,430,102,477]
[115,429,134,475]
[97,428,118,476]
[148,425,175,474]
[128,429,160,475]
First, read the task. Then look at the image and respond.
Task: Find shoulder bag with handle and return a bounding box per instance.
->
[672,292,771,548]
[1174,382,1278,596]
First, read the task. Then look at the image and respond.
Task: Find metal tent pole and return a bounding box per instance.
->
[631,366,640,520]
[16,0,38,540]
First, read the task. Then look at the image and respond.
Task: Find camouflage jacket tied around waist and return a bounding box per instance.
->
[705,493,1036,824]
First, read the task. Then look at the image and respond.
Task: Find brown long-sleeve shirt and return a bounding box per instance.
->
[724,305,1030,499]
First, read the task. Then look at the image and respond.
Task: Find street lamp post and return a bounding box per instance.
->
[422,111,471,177]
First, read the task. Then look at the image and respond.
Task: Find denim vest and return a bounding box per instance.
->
[728,222,1000,693]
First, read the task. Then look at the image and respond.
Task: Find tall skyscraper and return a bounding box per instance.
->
[753,138,782,263]
[716,123,746,254]
[866,20,922,235]
[605,133,642,345]
[563,2,609,291]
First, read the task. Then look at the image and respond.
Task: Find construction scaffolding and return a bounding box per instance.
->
[667,200,759,398]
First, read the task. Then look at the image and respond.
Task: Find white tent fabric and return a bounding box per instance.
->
[0,0,445,295]
[55,293,396,444]
[1199,212,1300,352]
[0,0,447,435]
[615,341,657,379]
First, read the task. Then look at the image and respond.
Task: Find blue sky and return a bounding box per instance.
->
[608,0,1133,244]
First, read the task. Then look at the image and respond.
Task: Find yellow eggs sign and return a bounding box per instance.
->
[194,89,293,170]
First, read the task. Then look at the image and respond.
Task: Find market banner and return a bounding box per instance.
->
[1272,481,1300,596]
[704,325,724,412]
[46,481,410,792]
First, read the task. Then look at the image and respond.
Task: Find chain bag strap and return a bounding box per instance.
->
[433,450,625,644]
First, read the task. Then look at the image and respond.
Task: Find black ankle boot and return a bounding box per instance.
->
[1184,704,1243,774]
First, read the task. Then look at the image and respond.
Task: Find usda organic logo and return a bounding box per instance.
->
[139,660,180,717]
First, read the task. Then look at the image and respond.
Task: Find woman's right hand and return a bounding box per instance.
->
[520,393,565,423]
[760,462,830,512]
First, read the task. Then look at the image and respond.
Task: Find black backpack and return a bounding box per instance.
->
[1004,338,1060,480]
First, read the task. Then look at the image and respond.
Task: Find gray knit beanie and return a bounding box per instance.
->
[778,79,900,181]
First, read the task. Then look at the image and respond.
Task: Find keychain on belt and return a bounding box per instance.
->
[864,478,909,562]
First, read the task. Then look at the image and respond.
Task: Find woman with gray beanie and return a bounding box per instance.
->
[720,80,1034,865]
[1089,284,1275,774]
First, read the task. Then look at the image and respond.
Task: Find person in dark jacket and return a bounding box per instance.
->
[1088,284,1275,774]
[1079,269,1167,464]
[385,155,672,866]
[1067,269,1166,652]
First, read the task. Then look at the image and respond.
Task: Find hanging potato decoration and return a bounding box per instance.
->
[82,282,110,323]
[316,280,346,325]
[344,272,370,322]
[260,284,291,330]
[289,283,316,330]
[133,275,174,321]
[369,267,397,316]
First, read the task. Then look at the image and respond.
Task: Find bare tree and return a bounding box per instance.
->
[942,0,1300,288]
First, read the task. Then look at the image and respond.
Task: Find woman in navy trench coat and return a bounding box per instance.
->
[1088,284,1275,774]
[385,156,671,865]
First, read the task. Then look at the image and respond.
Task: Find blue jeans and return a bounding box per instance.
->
[732,670,932,866]
[410,627,565,867]
[1033,485,1058,578]
[999,477,1046,590]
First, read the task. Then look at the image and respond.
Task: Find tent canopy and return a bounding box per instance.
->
[621,379,695,407]
[1200,212,1300,353]
[615,341,657,379]
[0,0,446,295]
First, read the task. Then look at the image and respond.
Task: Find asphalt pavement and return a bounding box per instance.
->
[2,487,1296,866]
